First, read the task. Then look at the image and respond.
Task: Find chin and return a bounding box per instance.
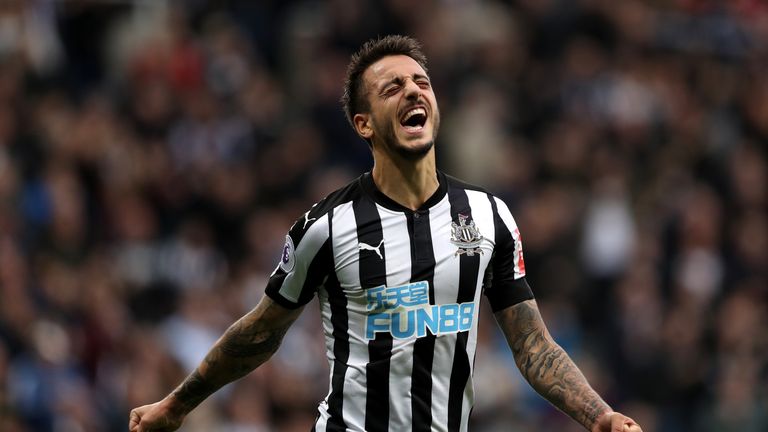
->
[377,119,438,160]
[395,139,434,160]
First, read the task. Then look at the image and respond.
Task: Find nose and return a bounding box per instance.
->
[404,78,420,100]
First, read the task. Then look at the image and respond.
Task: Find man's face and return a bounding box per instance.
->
[356,55,440,159]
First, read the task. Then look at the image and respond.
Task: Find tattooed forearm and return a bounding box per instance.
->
[495,300,610,430]
[219,318,290,358]
[171,369,217,413]
[168,297,301,414]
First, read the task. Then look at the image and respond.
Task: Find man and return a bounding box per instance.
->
[130,35,643,432]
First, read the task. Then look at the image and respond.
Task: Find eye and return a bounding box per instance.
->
[416,79,430,88]
[384,85,400,96]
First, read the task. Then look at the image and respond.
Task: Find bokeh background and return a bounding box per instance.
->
[0,1,766,431]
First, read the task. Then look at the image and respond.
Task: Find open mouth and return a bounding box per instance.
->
[400,106,428,132]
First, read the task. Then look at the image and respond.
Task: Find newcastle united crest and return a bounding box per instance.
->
[451,213,484,256]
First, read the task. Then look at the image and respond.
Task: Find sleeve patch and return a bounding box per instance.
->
[279,235,296,273]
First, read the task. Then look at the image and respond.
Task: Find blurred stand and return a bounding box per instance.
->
[0,1,766,431]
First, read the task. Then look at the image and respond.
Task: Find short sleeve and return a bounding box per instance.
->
[265,208,332,309]
[484,196,534,312]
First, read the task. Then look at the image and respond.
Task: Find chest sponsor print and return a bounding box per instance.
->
[364,281,475,339]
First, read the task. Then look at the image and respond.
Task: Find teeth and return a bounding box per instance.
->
[403,107,426,122]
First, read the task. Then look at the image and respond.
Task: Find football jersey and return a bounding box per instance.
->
[266,171,532,432]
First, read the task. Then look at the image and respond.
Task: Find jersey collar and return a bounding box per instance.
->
[360,170,448,213]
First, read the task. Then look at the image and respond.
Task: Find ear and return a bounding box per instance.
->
[353,113,374,140]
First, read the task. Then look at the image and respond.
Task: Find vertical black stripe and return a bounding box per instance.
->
[447,188,481,432]
[325,208,348,432]
[448,191,481,305]
[297,237,333,306]
[354,198,391,432]
[409,210,437,432]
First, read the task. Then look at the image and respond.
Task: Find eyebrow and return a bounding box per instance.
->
[378,73,430,93]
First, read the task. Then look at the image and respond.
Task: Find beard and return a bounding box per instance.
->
[388,136,434,160]
[375,109,440,161]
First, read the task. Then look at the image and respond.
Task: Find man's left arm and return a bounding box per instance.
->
[494,299,642,432]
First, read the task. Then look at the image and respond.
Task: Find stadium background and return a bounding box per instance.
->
[0,1,766,431]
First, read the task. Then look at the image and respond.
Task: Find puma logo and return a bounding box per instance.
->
[358,239,384,260]
[302,211,317,229]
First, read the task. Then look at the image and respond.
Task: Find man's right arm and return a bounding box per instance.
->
[129,296,303,432]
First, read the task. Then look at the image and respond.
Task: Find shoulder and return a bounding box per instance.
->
[304,174,365,221]
[442,172,507,206]
[441,172,515,218]
[442,172,490,195]
[283,175,364,251]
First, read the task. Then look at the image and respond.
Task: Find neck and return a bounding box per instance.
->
[371,147,438,211]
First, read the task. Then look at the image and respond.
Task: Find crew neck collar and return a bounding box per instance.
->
[360,171,447,213]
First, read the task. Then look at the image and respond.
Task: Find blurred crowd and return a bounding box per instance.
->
[0,1,766,431]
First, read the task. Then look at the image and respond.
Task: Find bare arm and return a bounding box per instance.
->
[494,299,610,431]
[130,296,303,432]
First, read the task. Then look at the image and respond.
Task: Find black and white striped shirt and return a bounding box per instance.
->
[266,171,533,432]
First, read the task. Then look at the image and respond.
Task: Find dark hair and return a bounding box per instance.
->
[341,35,428,128]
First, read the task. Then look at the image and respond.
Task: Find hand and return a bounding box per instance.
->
[129,398,186,432]
[591,411,643,432]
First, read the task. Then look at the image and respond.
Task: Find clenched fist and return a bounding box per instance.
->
[129,398,186,432]
[592,411,643,432]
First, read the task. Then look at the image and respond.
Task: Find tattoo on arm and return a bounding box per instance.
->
[495,300,610,430]
[218,317,290,358]
[171,369,217,413]
[170,298,300,413]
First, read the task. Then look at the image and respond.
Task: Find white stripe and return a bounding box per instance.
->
[494,197,525,278]
[430,197,458,305]
[377,206,414,431]
[465,191,495,374]
[315,201,351,432]
[458,191,500,430]
[315,286,332,432]
[278,213,329,302]
[331,201,368,431]
[460,386,474,432]
[428,197,458,432]
[431,335,454,432]
[376,206,412,287]
[333,202,361,287]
